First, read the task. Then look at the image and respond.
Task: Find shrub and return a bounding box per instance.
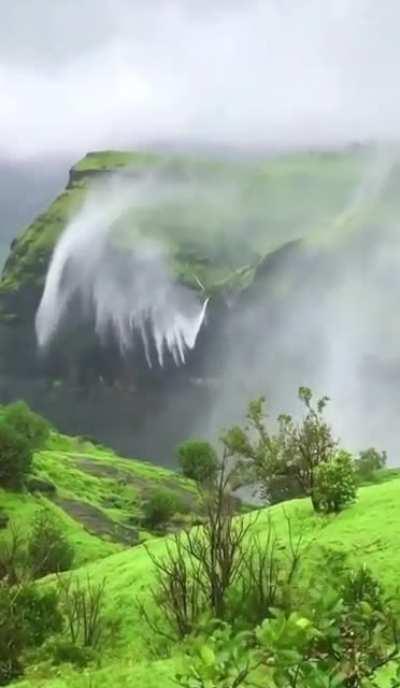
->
[356,447,387,481]
[314,450,357,513]
[28,510,75,578]
[0,523,26,585]
[176,622,253,688]
[0,581,62,685]
[2,401,50,451]
[255,563,399,688]
[0,583,24,685]
[140,456,284,639]
[57,575,111,650]
[143,489,184,529]
[14,584,63,647]
[0,421,32,490]
[341,564,384,610]
[27,477,56,495]
[50,640,94,667]
[177,440,218,485]
[265,474,303,505]
[0,510,9,530]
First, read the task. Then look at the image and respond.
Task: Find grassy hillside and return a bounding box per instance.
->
[10,474,400,688]
[0,431,200,567]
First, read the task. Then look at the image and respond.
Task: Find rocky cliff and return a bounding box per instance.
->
[0,146,395,463]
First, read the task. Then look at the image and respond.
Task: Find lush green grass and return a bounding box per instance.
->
[12,474,400,687]
[71,149,159,174]
[0,431,199,567]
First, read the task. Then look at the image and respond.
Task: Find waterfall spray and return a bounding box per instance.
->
[35,175,208,366]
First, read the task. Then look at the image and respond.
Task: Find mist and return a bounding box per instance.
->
[30,144,400,464]
[201,146,400,464]
[36,172,211,367]
[2,1,400,159]
[3,2,400,464]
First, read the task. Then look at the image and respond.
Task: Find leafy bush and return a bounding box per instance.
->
[50,640,94,667]
[14,584,63,647]
[28,510,75,578]
[0,581,63,685]
[341,563,384,609]
[176,622,252,687]
[265,473,304,505]
[177,439,218,484]
[356,446,387,481]
[0,522,28,585]
[0,510,8,530]
[2,401,50,451]
[0,421,32,490]
[255,564,399,687]
[177,568,400,688]
[0,583,24,685]
[314,450,357,513]
[143,489,184,529]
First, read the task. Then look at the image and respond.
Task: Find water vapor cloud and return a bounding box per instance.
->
[36,174,208,366]
[2,1,400,158]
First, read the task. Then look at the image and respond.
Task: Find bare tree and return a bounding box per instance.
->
[140,534,206,640]
[57,574,108,649]
[139,449,259,640]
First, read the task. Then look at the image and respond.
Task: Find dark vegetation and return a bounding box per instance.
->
[0,401,50,490]
[28,510,75,578]
[356,447,387,481]
[143,488,186,530]
[177,439,218,485]
[0,508,110,683]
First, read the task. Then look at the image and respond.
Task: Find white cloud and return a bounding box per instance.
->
[2,1,400,157]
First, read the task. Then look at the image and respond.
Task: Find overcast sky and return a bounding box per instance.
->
[1,0,400,161]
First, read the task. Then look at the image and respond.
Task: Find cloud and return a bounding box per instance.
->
[2,0,400,159]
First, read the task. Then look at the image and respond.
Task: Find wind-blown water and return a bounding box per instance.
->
[36,176,208,366]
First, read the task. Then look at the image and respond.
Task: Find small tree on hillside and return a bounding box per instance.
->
[222,387,338,512]
[177,439,218,485]
[356,447,387,481]
[143,489,184,530]
[140,451,256,637]
[0,422,32,490]
[2,402,50,451]
[314,450,357,513]
[28,510,75,578]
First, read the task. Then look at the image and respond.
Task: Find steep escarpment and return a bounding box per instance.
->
[0,146,393,463]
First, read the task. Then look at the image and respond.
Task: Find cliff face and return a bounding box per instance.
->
[0,146,385,463]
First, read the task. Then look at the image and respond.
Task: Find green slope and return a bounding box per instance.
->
[0,432,199,567]
[13,475,400,688]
